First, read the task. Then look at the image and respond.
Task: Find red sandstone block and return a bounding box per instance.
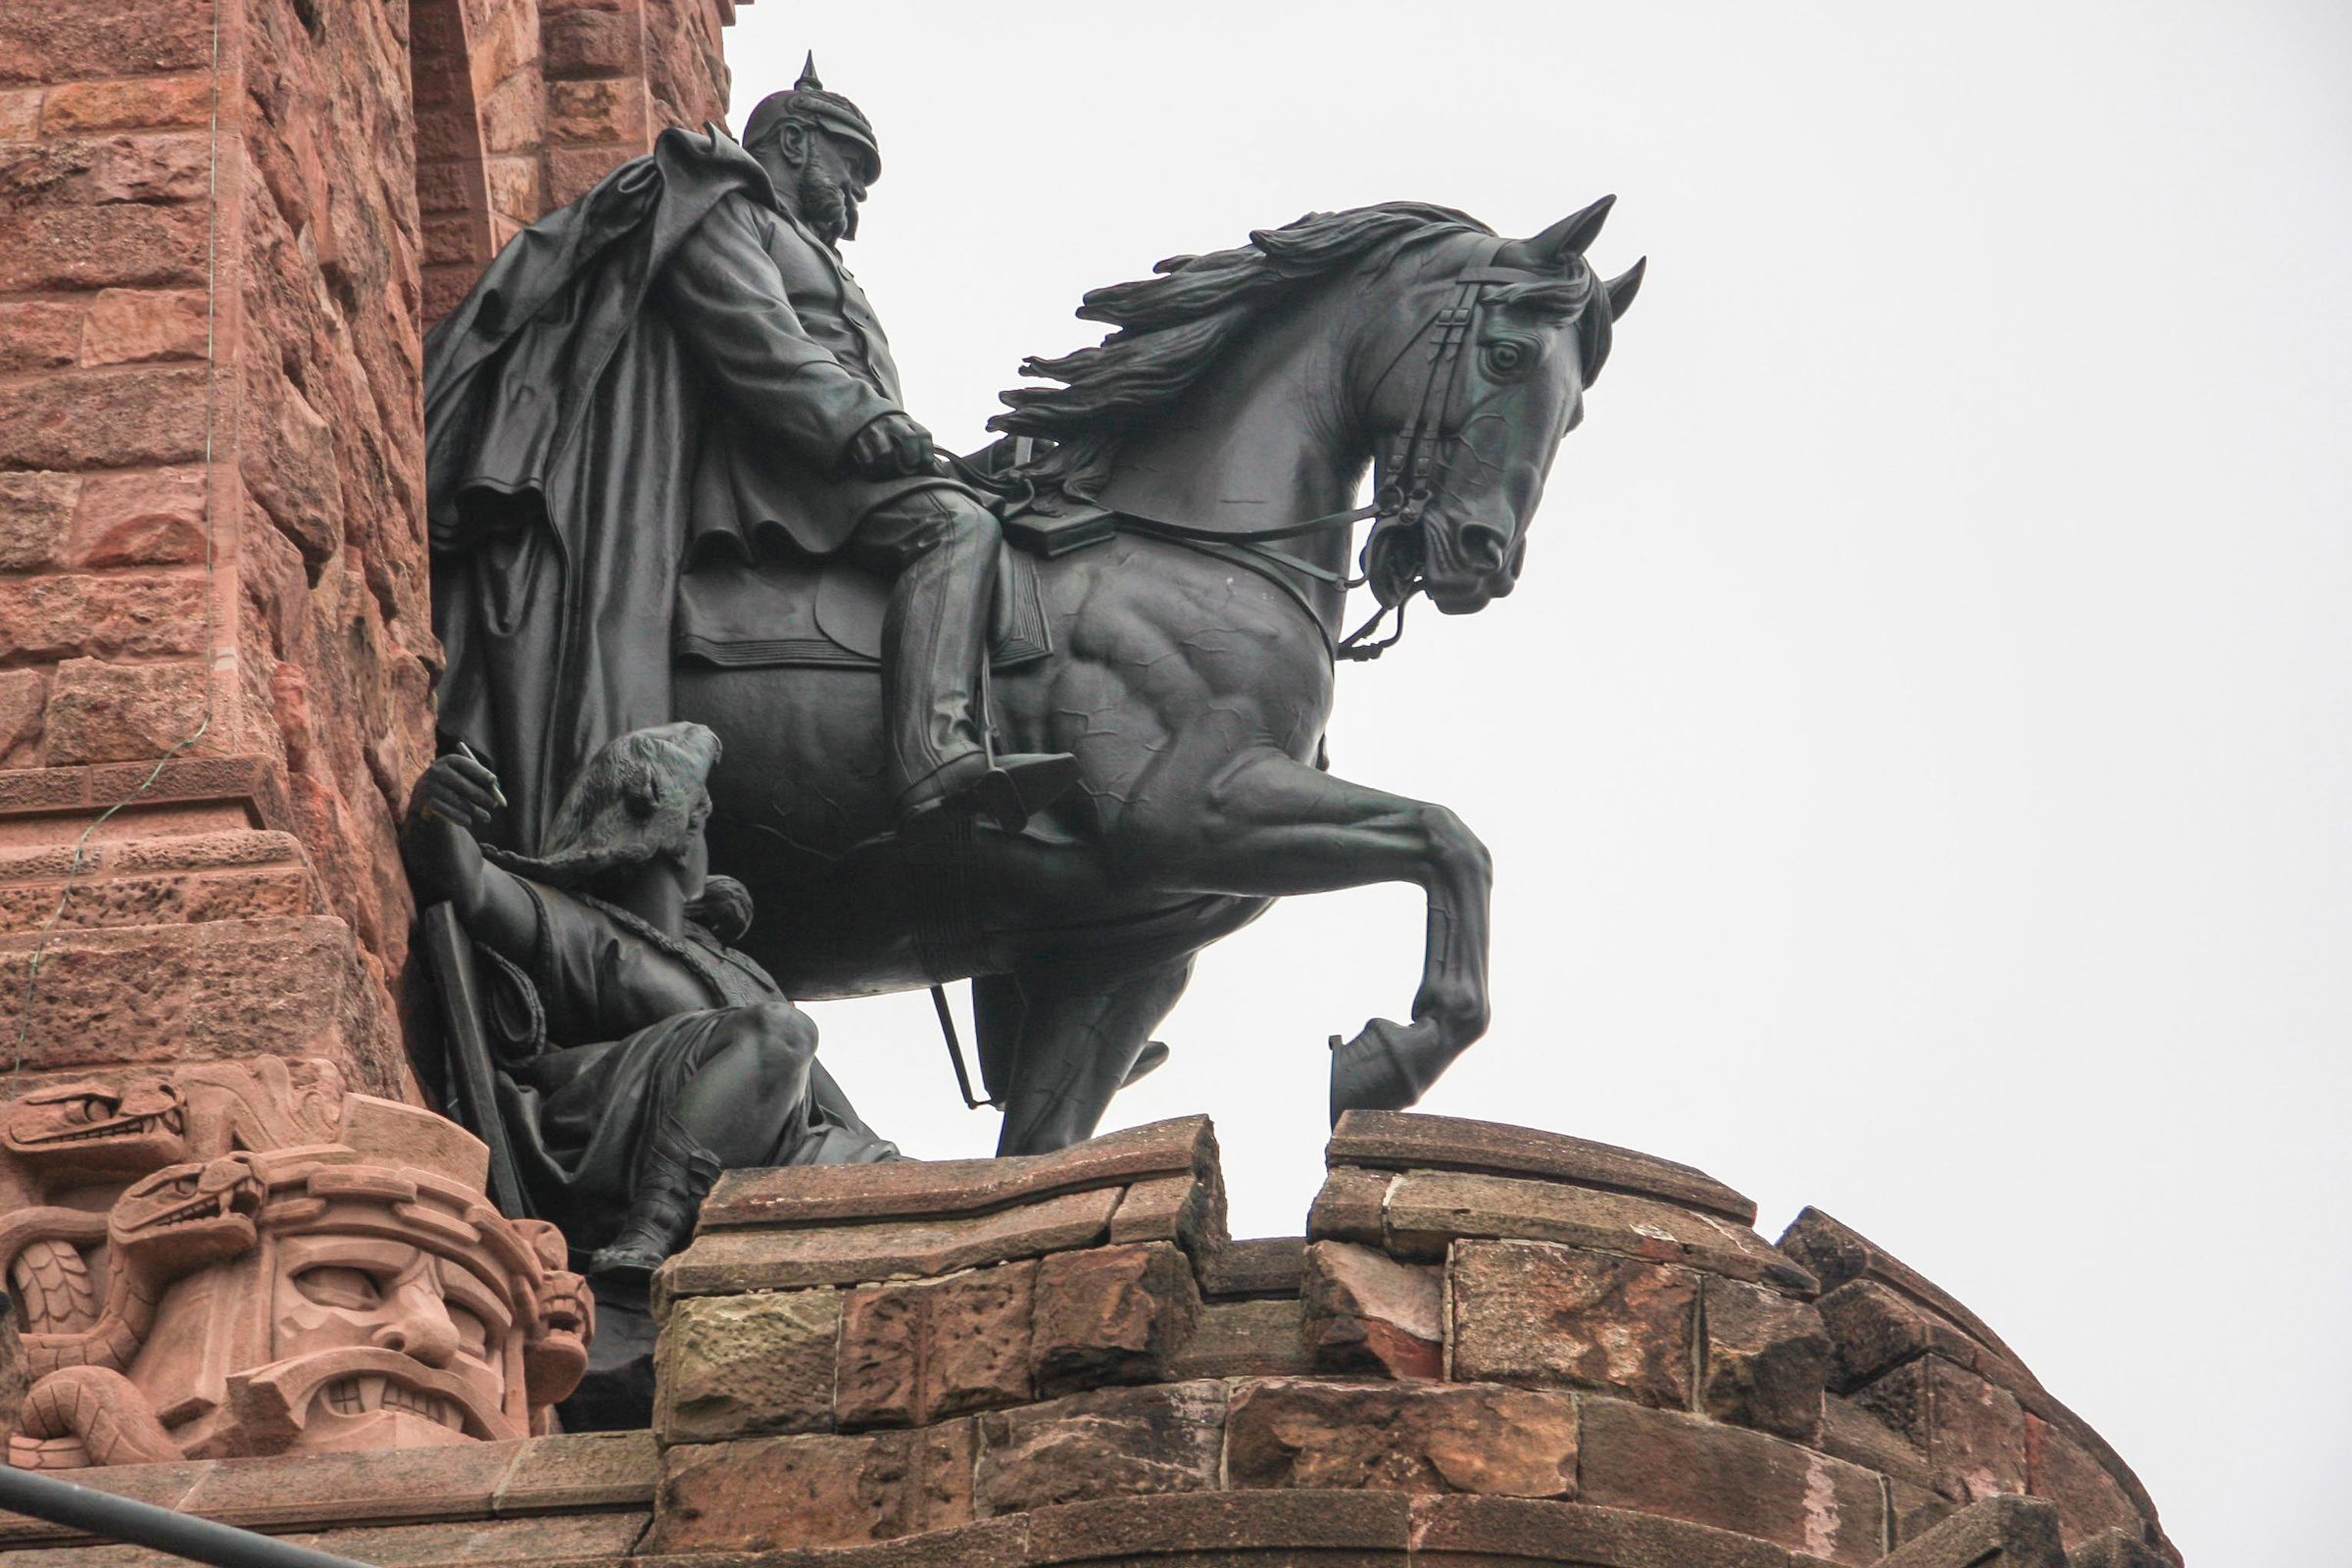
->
[0,206,206,294]
[0,470,78,569]
[1306,1164,1390,1246]
[174,1442,522,1531]
[657,1289,842,1444]
[1853,1355,2027,1504]
[1027,1491,1413,1563]
[0,670,42,766]
[1225,1378,1578,1499]
[0,1456,215,1547]
[0,9,215,88]
[89,132,214,204]
[545,8,645,78]
[2024,1414,2144,1548]
[0,574,210,662]
[1165,1297,1313,1380]
[1450,1239,1698,1408]
[490,1429,660,1514]
[0,88,39,139]
[1300,1239,1443,1380]
[974,1382,1226,1517]
[1409,1495,1811,1568]
[0,365,210,470]
[0,301,83,374]
[1877,1494,2062,1568]
[477,72,550,157]
[482,156,541,224]
[422,212,488,268]
[413,158,477,217]
[40,75,212,136]
[41,658,209,764]
[79,289,207,366]
[1575,1397,1887,1565]
[1701,1277,1832,1444]
[547,142,632,205]
[1107,1166,1229,1261]
[0,866,315,935]
[1331,1110,1759,1225]
[650,1425,976,1552]
[69,466,208,568]
[548,77,647,146]
[1032,1242,1200,1396]
[294,1512,649,1567]
[837,1261,1034,1430]
[1778,1208,2028,1373]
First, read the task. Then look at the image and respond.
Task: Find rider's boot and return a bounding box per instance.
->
[588,1116,723,1287]
[881,499,1077,835]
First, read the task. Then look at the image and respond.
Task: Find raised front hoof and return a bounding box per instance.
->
[1328,1017,1440,1124]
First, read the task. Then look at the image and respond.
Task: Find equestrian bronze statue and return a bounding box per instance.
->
[423,58,1642,1156]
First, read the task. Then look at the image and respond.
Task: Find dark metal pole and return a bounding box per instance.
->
[0,1463,372,1568]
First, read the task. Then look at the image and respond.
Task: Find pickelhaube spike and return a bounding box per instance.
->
[741,50,881,181]
[798,52,822,92]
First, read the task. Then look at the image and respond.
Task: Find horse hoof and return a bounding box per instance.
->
[1328,1019,1432,1124]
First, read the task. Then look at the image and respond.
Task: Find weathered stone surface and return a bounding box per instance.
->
[1409,1495,1811,1568]
[1201,1235,1305,1298]
[0,301,82,374]
[662,1185,1119,1304]
[0,668,43,767]
[1575,1397,1888,1565]
[1387,1171,1816,1292]
[1032,1242,1200,1396]
[1026,1490,1413,1563]
[78,288,208,366]
[544,9,645,79]
[1164,1297,1313,1380]
[974,1382,1225,1517]
[173,1443,519,1531]
[68,466,207,567]
[838,1262,1034,1429]
[39,74,212,134]
[656,1290,842,1443]
[0,364,208,470]
[1701,1278,1831,1443]
[2024,1414,2143,1548]
[40,659,208,764]
[1854,1355,2028,1503]
[1331,1111,1758,1224]
[1779,1208,2027,1371]
[1306,1164,1390,1246]
[0,1455,218,1547]
[1876,1494,2062,1568]
[1226,1379,1578,1498]
[1817,1279,1981,1393]
[0,915,404,1097]
[1107,1165,1230,1265]
[2066,1529,2168,1568]
[0,574,209,662]
[701,1116,1217,1230]
[1301,1240,1443,1380]
[491,1430,661,1514]
[1449,1240,1697,1408]
[650,1423,976,1551]
[0,470,78,569]
[299,1511,650,1567]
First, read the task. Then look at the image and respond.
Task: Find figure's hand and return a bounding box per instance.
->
[847,412,936,479]
[408,752,504,837]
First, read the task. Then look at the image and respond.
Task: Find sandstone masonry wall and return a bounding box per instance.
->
[0,0,737,1097]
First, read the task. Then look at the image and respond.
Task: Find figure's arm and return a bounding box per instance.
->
[403,754,540,964]
[654,197,923,475]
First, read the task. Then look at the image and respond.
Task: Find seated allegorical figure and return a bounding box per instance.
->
[403,721,898,1285]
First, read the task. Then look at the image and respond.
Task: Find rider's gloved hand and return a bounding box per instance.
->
[847,411,936,479]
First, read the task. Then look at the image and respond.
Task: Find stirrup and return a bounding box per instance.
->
[903,752,1079,835]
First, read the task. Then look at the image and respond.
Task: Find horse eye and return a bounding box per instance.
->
[1484,341,1529,376]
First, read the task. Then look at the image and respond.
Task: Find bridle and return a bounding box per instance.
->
[1104,257,1543,662]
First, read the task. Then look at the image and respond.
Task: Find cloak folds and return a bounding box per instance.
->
[424,125,923,850]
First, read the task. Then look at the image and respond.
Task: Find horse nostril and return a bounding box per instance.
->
[1459,522,1509,573]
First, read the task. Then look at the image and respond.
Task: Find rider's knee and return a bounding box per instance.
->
[726,1001,817,1078]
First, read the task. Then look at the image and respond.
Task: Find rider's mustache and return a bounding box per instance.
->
[800,165,855,244]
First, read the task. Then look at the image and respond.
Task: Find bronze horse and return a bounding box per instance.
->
[675,198,1642,1153]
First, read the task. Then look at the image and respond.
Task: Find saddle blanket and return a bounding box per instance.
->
[673,549,1054,671]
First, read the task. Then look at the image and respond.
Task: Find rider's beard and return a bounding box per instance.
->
[798,165,852,246]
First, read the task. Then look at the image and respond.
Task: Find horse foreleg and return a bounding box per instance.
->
[990,957,1196,1155]
[1137,749,1493,1121]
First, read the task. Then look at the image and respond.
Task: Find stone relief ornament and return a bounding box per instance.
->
[0,1058,590,1468]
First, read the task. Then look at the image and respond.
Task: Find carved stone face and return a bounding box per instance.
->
[0,1065,592,1470]
[257,1225,518,1451]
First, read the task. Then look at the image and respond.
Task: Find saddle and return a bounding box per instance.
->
[673,547,1054,671]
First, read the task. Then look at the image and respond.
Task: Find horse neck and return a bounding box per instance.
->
[1099,284,1369,630]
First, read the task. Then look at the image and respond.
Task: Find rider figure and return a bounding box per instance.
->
[718,59,1077,832]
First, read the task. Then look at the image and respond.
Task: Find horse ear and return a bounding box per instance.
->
[1604,257,1646,320]
[1494,194,1615,270]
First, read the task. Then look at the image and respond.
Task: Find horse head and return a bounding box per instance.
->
[1356,196,1643,615]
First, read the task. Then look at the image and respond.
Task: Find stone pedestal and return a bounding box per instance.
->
[0,1111,2181,1566]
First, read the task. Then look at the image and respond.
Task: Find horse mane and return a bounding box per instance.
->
[989,202,1494,502]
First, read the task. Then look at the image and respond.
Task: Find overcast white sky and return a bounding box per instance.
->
[725,5,2350,1560]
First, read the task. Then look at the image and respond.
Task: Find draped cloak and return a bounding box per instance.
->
[424,125,949,849]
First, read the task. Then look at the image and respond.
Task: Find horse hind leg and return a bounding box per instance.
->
[988,957,1197,1156]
